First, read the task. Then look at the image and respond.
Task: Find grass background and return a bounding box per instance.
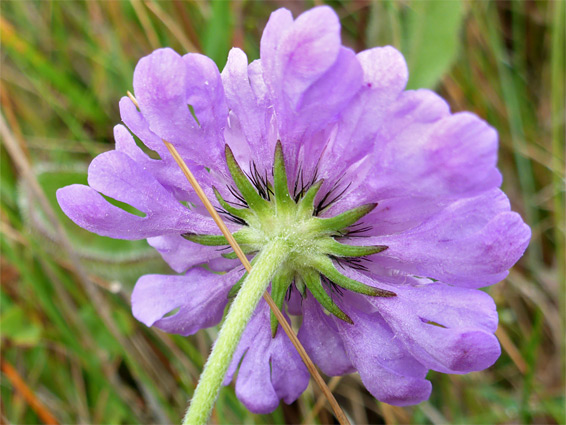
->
[0,0,564,424]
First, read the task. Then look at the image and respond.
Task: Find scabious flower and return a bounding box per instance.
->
[57,6,530,414]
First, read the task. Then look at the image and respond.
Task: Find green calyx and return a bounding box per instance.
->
[190,141,393,335]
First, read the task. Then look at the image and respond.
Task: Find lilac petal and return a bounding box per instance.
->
[317,47,408,182]
[86,150,167,212]
[298,294,354,376]
[147,234,226,273]
[100,138,226,233]
[357,46,409,97]
[285,284,303,316]
[261,7,339,104]
[341,270,502,374]
[402,283,498,333]
[57,184,151,239]
[276,46,366,183]
[133,48,196,136]
[335,293,432,406]
[322,89,449,216]
[114,123,158,164]
[56,151,214,239]
[248,60,269,107]
[221,48,275,173]
[206,256,241,272]
[114,121,218,205]
[372,105,501,200]
[274,6,341,102]
[262,7,357,177]
[353,196,452,237]
[296,46,363,123]
[119,97,219,202]
[332,89,500,214]
[259,8,293,95]
[131,267,241,336]
[376,296,501,374]
[235,332,280,414]
[225,301,308,414]
[113,124,189,201]
[223,321,258,387]
[119,96,168,157]
[114,124,150,163]
[291,47,364,166]
[270,320,310,404]
[368,189,531,287]
[181,53,228,131]
[343,183,510,239]
[133,48,227,171]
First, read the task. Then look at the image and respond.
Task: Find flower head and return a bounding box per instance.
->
[57,6,530,413]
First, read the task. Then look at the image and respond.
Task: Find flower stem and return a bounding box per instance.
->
[183,238,287,425]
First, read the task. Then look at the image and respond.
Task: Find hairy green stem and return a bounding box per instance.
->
[183,239,287,425]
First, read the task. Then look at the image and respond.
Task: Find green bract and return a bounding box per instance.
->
[183,142,394,336]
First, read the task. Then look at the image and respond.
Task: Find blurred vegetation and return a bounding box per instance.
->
[0,1,564,424]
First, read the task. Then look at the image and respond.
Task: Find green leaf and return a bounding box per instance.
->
[296,179,324,218]
[0,305,42,345]
[310,255,396,298]
[403,0,465,89]
[320,239,388,257]
[202,0,233,69]
[213,186,254,223]
[224,145,270,214]
[269,268,294,337]
[273,141,294,213]
[302,268,352,324]
[308,203,377,234]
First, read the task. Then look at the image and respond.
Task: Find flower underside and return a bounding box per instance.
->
[183,141,395,336]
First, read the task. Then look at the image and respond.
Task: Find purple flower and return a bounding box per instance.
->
[57,6,530,413]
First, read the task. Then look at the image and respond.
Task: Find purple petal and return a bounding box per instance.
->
[114,122,218,205]
[332,89,504,214]
[221,48,275,173]
[354,196,452,237]
[147,234,226,273]
[387,281,498,333]
[235,331,279,414]
[262,7,356,177]
[131,267,241,336]
[262,7,340,104]
[56,150,214,239]
[275,6,341,100]
[113,124,190,200]
[248,60,270,107]
[133,48,196,135]
[224,301,308,414]
[317,47,408,182]
[285,284,304,316]
[377,296,501,374]
[270,321,310,404]
[290,47,364,170]
[181,53,228,131]
[335,293,432,406]
[357,46,409,96]
[114,123,158,164]
[119,96,168,157]
[259,8,294,92]
[133,48,227,171]
[298,295,354,376]
[57,184,150,239]
[368,189,531,287]
[371,104,501,200]
[335,269,502,374]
